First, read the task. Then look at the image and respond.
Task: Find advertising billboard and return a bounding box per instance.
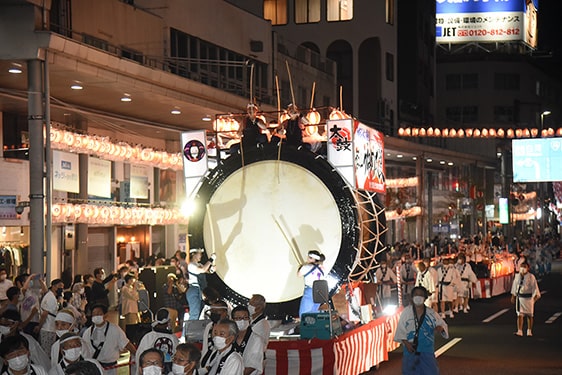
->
[436,0,538,48]
[512,138,562,182]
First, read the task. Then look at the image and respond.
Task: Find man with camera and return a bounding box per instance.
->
[394,286,449,375]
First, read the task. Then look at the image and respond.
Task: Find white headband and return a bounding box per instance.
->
[55,311,75,324]
[308,253,321,260]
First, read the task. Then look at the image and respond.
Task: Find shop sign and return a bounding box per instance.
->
[53,150,79,193]
[354,123,386,193]
[0,195,17,220]
[88,157,111,199]
[130,164,150,199]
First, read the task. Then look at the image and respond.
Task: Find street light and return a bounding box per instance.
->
[540,110,551,131]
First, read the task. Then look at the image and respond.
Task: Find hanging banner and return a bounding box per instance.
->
[130,164,150,199]
[326,119,354,188]
[53,150,79,193]
[354,123,386,193]
[88,157,111,199]
[181,130,209,199]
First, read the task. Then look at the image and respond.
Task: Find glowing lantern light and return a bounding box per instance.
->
[398,128,405,136]
[507,129,515,138]
[466,129,473,137]
[457,129,465,138]
[473,129,481,137]
[497,128,505,138]
[489,128,497,137]
[419,128,426,136]
[306,109,321,125]
[531,128,539,138]
[443,128,449,137]
[523,128,531,138]
[434,128,441,137]
[547,128,555,137]
[427,128,434,136]
[515,129,523,138]
[481,128,488,137]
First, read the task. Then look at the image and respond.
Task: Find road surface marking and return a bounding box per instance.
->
[482,308,509,323]
[435,338,462,358]
[545,312,561,324]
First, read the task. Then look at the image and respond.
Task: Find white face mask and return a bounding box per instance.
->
[91,315,104,325]
[213,336,227,350]
[520,268,528,274]
[171,363,186,375]
[247,305,256,316]
[412,296,425,306]
[63,347,82,362]
[235,319,249,331]
[8,354,29,371]
[56,329,69,338]
[142,365,163,375]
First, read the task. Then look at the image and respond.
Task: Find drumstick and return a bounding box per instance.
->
[272,215,304,266]
[279,214,305,265]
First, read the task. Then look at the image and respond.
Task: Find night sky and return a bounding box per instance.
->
[538,0,562,59]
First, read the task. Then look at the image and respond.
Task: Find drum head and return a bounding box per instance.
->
[188,145,360,318]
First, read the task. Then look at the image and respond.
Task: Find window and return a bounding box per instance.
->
[327,0,353,22]
[386,0,394,24]
[463,106,478,123]
[446,74,478,90]
[169,29,268,102]
[462,73,478,89]
[295,0,320,24]
[385,53,394,82]
[446,106,462,122]
[264,0,288,25]
[494,106,514,123]
[446,74,461,90]
[494,73,520,90]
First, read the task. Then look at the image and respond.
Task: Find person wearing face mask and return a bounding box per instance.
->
[454,253,477,314]
[399,255,417,307]
[169,343,200,375]
[510,262,540,337]
[50,309,91,368]
[394,286,448,375]
[231,306,264,375]
[415,262,435,310]
[138,348,165,375]
[246,295,269,353]
[436,259,459,319]
[203,319,243,375]
[36,279,64,354]
[298,250,326,317]
[375,259,398,308]
[48,332,103,375]
[0,309,51,371]
[422,258,439,312]
[200,301,229,372]
[0,334,48,375]
[135,308,179,374]
[81,304,136,375]
[186,249,216,321]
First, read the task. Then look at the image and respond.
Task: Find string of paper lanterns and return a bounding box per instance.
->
[51,202,185,225]
[398,127,562,138]
[48,125,183,171]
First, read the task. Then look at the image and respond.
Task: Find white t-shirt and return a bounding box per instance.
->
[40,291,59,332]
[0,279,13,300]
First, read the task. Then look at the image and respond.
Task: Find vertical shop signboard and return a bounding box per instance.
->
[53,150,79,193]
[88,156,112,199]
[130,164,150,199]
[181,130,208,199]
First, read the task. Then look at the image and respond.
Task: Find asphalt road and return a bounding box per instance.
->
[364,260,562,375]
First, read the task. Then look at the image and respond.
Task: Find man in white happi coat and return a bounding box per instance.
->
[455,253,477,313]
[375,259,397,308]
[437,258,459,319]
[415,261,435,309]
[510,262,540,336]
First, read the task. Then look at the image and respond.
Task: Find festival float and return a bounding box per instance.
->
[182,81,400,373]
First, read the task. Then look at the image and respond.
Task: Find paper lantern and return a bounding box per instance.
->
[306,109,321,125]
[427,127,434,136]
[398,128,405,136]
[507,129,515,138]
[497,129,505,138]
[531,128,538,138]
